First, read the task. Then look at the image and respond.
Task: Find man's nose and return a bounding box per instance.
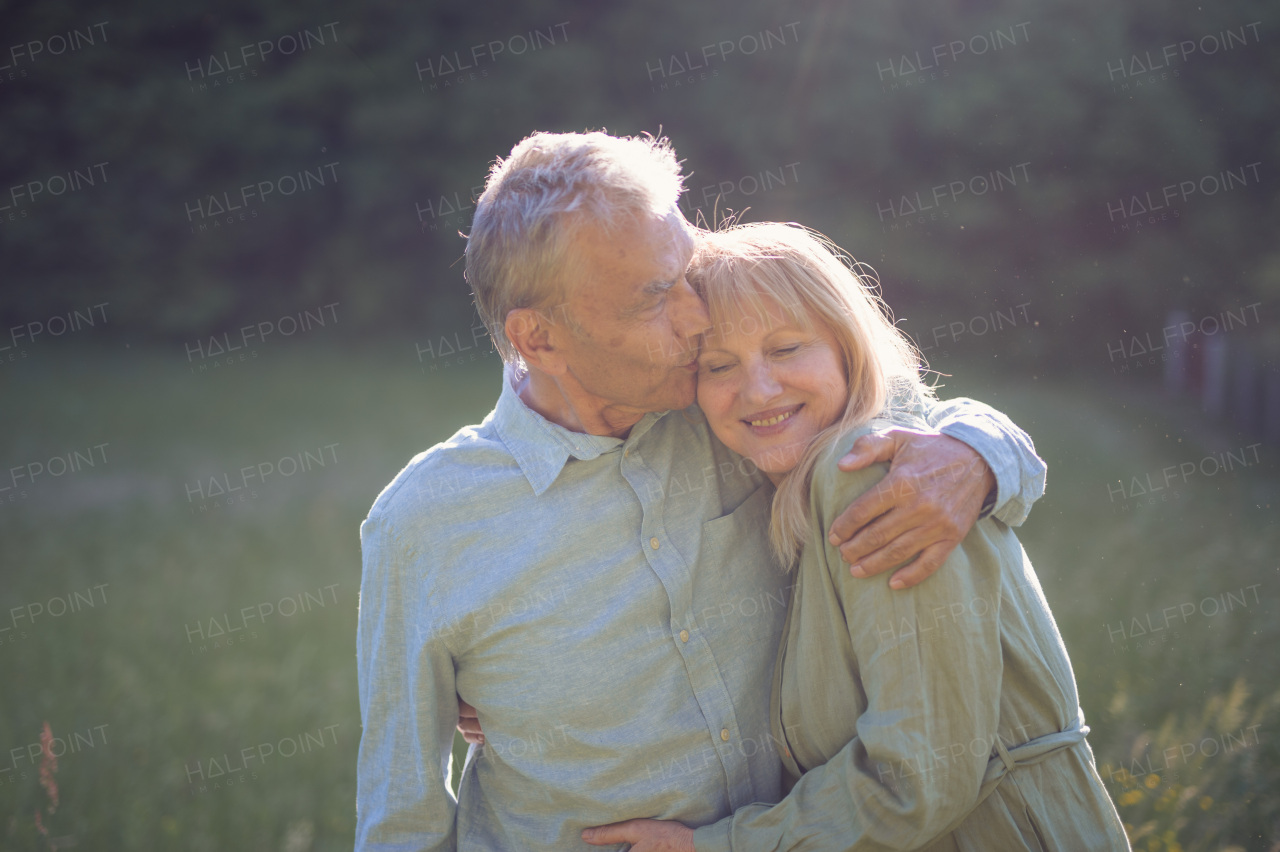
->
[668,278,712,340]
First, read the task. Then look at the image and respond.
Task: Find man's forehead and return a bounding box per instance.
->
[566,217,685,315]
[583,208,689,260]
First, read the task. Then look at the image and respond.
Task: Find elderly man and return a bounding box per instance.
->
[356,131,1044,850]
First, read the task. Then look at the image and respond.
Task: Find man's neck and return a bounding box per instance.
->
[515,366,646,439]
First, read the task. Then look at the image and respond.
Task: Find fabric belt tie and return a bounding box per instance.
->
[936,718,1090,839]
[984,722,1088,788]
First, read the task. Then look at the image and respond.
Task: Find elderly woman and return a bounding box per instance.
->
[583,223,1129,851]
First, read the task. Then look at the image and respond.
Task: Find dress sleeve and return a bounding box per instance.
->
[693,450,1006,852]
[355,512,461,851]
[924,396,1046,527]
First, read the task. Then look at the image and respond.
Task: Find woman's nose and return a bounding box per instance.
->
[743,361,782,404]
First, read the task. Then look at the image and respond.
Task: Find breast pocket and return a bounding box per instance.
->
[693,485,790,683]
[699,483,775,562]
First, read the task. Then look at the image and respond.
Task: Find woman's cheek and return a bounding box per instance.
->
[700,383,738,444]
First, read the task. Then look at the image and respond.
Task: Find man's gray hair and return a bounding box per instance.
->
[465,131,685,362]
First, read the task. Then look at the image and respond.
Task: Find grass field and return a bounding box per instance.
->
[0,341,1275,851]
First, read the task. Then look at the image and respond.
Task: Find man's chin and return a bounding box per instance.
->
[662,371,698,410]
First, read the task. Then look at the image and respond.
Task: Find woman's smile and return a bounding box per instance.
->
[742,404,804,432]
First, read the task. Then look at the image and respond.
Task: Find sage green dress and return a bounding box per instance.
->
[693,426,1131,851]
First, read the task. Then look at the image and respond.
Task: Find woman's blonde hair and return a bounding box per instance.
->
[687,221,935,568]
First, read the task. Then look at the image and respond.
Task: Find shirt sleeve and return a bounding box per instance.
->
[693,453,1005,852]
[925,396,1046,527]
[356,512,460,851]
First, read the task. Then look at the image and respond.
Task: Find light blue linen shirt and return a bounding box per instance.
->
[355,365,1046,851]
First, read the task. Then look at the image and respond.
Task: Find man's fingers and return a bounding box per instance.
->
[887,541,956,590]
[827,475,898,547]
[839,518,926,578]
[458,698,478,719]
[582,821,634,845]
[831,428,984,587]
[836,432,899,472]
[831,470,919,559]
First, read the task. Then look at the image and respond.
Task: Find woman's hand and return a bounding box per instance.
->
[582,818,696,851]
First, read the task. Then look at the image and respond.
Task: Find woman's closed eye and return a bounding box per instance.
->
[700,359,735,375]
[701,344,802,374]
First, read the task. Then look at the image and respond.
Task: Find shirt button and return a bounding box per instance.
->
[650,537,660,550]
[679,630,689,643]
[783,747,791,759]
[624,448,629,458]
[720,729,730,742]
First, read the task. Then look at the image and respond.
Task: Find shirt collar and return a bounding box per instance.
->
[492,362,665,496]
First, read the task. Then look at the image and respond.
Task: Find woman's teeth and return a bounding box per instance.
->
[749,409,796,427]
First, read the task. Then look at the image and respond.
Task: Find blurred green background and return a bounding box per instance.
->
[0,0,1277,849]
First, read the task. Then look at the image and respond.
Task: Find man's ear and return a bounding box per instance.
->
[506,308,568,375]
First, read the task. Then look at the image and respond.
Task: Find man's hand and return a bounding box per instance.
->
[827,428,995,590]
[457,698,484,745]
[582,818,695,851]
